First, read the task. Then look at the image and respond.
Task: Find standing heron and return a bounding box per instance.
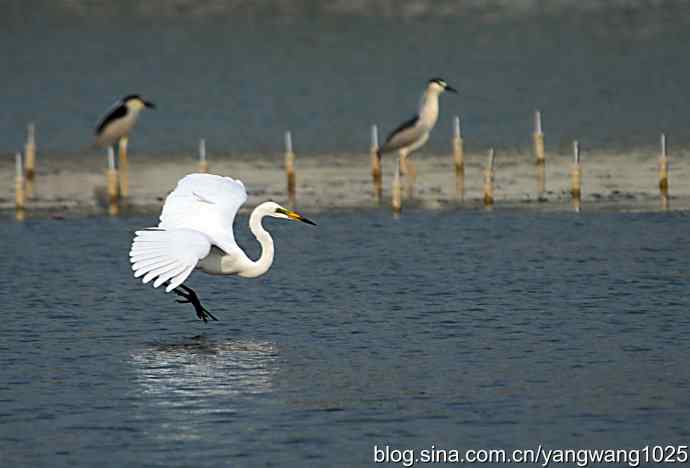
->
[378,78,457,175]
[129,173,316,322]
[94,94,155,197]
[94,94,155,148]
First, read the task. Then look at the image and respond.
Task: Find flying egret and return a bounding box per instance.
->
[129,173,315,322]
[94,94,155,148]
[378,78,457,172]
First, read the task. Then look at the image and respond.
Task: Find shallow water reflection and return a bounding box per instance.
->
[128,337,278,442]
[130,336,278,402]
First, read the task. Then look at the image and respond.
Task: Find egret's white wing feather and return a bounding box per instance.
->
[153,264,188,289]
[132,256,176,271]
[142,261,178,283]
[130,228,212,292]
[134,258,175,278]
[130,252,167,263]
[158,173,247,252]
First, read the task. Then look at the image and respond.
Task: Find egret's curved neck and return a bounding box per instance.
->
[238,204,275,278]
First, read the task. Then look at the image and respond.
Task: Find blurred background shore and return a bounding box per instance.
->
[3,0,690,212]
[1,148,688,214]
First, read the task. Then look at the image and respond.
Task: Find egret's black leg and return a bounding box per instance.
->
[172,284,218,322]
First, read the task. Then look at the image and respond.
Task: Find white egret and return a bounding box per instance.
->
[95,94,155,148]
[378,78,457,166]
[129,173,315,322]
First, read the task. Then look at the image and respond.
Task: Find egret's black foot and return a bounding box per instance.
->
[173,284,218,322]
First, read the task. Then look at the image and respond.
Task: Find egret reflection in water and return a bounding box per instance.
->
[129,337,279,410]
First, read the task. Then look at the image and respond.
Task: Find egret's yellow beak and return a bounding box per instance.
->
[278,208,316,225]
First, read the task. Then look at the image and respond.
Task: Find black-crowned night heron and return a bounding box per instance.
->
[378,78,457,170]
[94,94,155,148]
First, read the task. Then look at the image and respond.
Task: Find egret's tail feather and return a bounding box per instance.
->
[129,228,211,293]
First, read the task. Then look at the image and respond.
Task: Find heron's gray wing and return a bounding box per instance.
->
[379,115,424,154]
[95,104,127,135]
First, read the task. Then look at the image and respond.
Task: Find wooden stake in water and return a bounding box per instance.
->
[570,140,582,211]
[533,110,545,164]
[659,133,669,207]
[285,131,296,206]
[370,125,382,203]
[198,138,209,173]
[392,155,402,215]
[118,136,129,198]
[15,152,26,220]
[483,148,495,207]
[25,123,36,198]
[533,111,546,196]
[452,116,465,201]
[107,147,120,216]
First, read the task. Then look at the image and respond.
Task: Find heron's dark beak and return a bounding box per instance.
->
[445,85,458,94]
[144,100,156,109]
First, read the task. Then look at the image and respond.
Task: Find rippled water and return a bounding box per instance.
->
[1,209,689,466]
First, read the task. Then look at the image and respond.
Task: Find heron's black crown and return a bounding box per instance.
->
[428,78,447,86]
[122,94,144,103]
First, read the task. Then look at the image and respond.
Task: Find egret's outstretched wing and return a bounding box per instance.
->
[158,173,247,251]
[130,228,212,292]
[379,115,423,154]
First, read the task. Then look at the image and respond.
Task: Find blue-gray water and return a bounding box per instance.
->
[3,2,690,155]
[1,209,689,467]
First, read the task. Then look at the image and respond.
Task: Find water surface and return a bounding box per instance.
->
[1,209,689,466]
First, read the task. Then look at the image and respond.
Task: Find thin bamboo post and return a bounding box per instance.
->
[392,155,402,215]
[198,138,209,173]
[536,163,546,200]
[370,125,382,203]
[659,133,669,206]
[533,110,545,164]
[25,123,36,198]
[452,116,464,201]
[533,111,546,196]
[15,152,26,221]
[483,148,495,207]
[107,147,120,216]
[285,131,296,206]
[118,136,129,198]
[570,140,582,211]
[570,140,582,199]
